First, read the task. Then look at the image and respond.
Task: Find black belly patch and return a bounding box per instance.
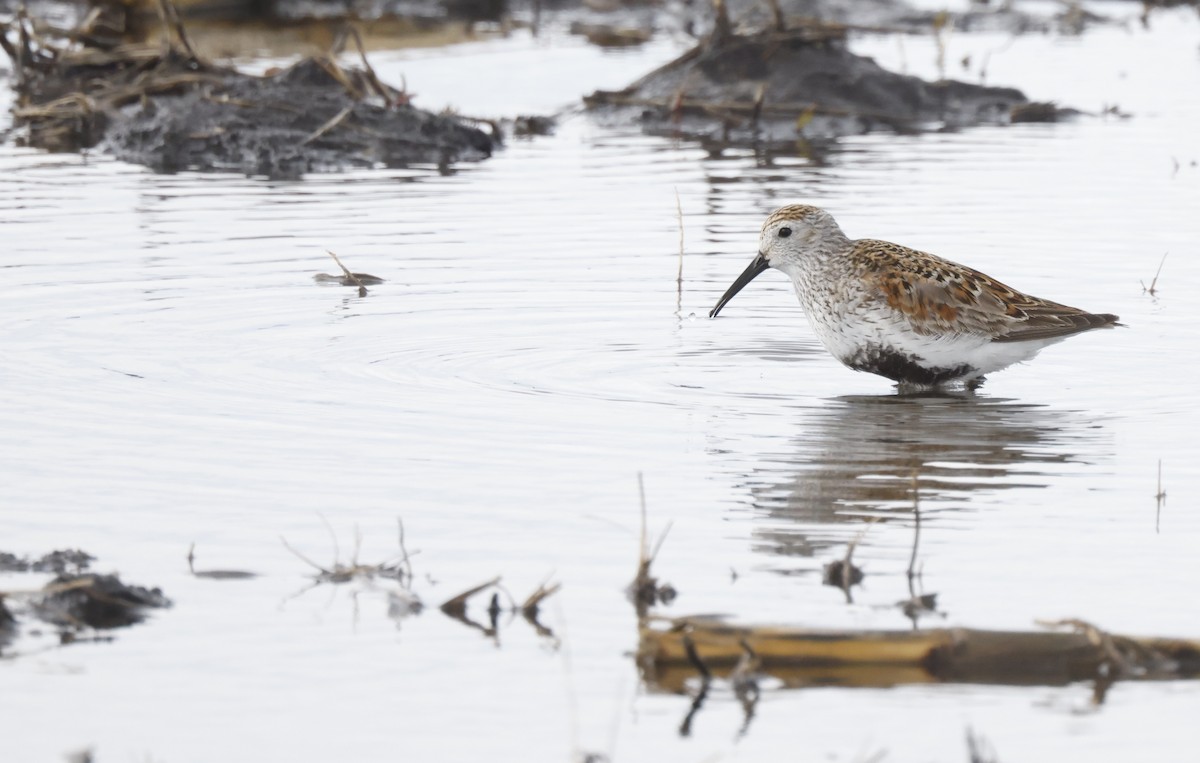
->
[845,347,976,386]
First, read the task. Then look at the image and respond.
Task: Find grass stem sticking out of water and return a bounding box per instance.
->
[319,249,383,296]
[630,473,676,617]
[675,189,684,315]
[822,521,870,603]
[186,543,257,580]
[1155,460,1166,533]
[1141,253,1167,296]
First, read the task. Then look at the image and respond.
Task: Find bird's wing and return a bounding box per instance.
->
[856,239,1118,342]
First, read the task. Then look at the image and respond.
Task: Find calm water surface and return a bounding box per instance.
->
[2,7,1200,762]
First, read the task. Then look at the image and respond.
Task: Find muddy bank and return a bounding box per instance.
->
[585,21,1035,146]
[0,16,494,177]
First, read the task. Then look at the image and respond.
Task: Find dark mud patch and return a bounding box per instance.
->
[585,22,1037,147]
[33,573,171,629]
[0,549,94,574]
[0,15,494,178]
[0,550,171,654]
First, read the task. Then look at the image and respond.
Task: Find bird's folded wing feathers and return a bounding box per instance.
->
[857,240,1118,342]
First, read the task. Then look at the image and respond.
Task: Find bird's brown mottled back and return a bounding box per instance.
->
[848,238,1119,342]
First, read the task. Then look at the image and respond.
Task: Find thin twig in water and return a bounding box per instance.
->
[280,536,332,575]
[324,249,366,290]
[317,511,342,566]
[396,518,414,588]
[675,189,684,313]
[1141,253,1167,295]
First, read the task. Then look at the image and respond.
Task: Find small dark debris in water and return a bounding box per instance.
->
[511,114,556,138]
[0,549,94,574]
[281,520,411,586]
[440,576,501,620]
[315,249,383,294]
[34,573,172,629]
[0,552,169,654]
[899,593,939,620]
[187,543,258,580]
[313,273,386,286]
[0,595,16,640]
[569,22,652,48]
[387,588,425,621]
[822,520,873,602]
[1010,101,1062,123]
[821,559,864,587]
[1102,103,1133,120]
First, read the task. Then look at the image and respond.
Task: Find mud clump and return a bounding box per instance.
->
[35,573,172,629]
[0,550,171,655]
[585,22,1031,146]
[1,16,494,178]
[106,57,494,177]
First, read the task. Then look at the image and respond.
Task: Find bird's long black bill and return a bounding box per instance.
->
[709,253,770,318]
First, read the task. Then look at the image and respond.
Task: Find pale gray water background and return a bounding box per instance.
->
[2,5,1200,761]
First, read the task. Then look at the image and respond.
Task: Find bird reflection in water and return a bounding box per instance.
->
[741,393,1105,561]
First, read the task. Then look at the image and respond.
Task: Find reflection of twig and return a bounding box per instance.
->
[900,471,940,626]
[1155,460,1166,533]
[906,471,921,589]
[731,639,760,738]
[397,518,414,589]
[675,189,684,315]
[678,632,711,737]
[966,726,1000,763]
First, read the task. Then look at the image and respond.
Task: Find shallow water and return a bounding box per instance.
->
[2,6,1200,762]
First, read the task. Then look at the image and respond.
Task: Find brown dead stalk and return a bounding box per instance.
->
[629,474,676,617]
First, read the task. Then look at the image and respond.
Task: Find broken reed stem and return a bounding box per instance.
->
[325,249,366,289]
[638,472,648,565]
[154,0,198,60]
[675,189,684,309]
[521,576,562,614]
[440,575,502,616]
[302,105,353,145]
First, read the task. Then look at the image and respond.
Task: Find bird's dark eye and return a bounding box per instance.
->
[778,227,792,238]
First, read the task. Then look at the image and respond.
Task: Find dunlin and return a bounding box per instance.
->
[710,205,1119,388]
